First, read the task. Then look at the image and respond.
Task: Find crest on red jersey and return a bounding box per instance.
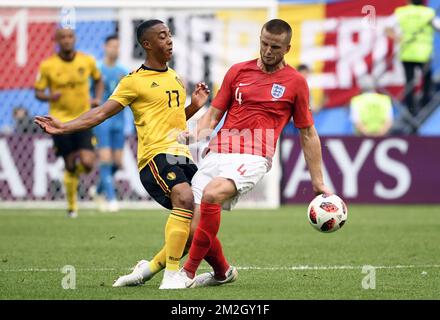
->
[271,84,285,99]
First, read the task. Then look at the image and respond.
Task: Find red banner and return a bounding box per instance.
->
[323,0,406,106]
[0,9,56,90]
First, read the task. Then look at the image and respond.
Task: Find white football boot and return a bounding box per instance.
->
[67,210,78,219]
[159,269,195,290]
[107,200,119,213]
[89,185,108,212]
[112,260,154,287]
[192,266,238,288]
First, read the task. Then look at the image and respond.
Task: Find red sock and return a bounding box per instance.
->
[204,236,229,280]
[184,202,221,278]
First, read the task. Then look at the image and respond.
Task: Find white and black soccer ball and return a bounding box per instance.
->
[307,194,348,233]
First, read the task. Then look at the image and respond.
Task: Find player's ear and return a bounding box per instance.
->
[142,39,152,50]
[285,44,291,55]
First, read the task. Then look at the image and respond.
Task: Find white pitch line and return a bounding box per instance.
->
[1,265,440,273]
[0,267,120,272]
[236,265,440,271]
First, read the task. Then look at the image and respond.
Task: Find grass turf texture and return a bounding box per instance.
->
[0,205,439,300]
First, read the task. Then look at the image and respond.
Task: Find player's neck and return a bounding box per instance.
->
[143,58,168,71]
[104,56,117,67]
[257,58,286,74]
[58,51,76,62]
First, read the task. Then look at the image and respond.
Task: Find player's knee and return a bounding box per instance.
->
[171,186,194,211]
[64,158,76,172]
[81,157,95,172]
[201,188,220,204]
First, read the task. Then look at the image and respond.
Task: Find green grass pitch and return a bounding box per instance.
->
[0,205,439,300]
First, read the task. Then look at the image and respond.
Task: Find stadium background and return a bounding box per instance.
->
[0,0,439,208]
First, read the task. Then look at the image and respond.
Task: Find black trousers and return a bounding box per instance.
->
[402,61,432,116]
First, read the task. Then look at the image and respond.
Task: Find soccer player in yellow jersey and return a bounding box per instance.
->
[34,28,104,218]
[35,20,210,289]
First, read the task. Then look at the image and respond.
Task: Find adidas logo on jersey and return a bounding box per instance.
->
[151,82,159,88]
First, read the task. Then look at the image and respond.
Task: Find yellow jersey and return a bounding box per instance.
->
[34,52,101,122]
[109,65,192,171]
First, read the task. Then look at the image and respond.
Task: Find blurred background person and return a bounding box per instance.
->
[91,35,129,213]
[34,28,104,218]
[297,64,315,112]
[350,76,394,137]
[297,64,310,78]
[13,106,39,134]
[385,0,440,117]
[297,64,326,114]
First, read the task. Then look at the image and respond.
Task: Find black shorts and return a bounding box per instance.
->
[139,153,198,210]
[52,129,94,157]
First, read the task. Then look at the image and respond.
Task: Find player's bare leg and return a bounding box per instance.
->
[78,149,95,173]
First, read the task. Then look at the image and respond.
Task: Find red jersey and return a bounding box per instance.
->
[209,59,314,158]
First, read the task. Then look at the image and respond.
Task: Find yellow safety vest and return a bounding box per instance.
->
[395,5,435,63]
[351,93,392,135]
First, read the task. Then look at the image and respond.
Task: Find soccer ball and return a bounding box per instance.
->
[307,194,348,233]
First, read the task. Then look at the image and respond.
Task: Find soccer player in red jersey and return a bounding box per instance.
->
[161,19,332,289]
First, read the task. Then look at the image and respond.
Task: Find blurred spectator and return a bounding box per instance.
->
[385,0,440,116]
[350,76,393,137]
[13,106,39,134]
[92,35,129,213]
[297,64,310,77]
[297,64,326,113]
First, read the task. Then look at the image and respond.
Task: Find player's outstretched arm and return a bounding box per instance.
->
[299,125,332,195]
[185,82,210,120]
[34,100,124,135]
